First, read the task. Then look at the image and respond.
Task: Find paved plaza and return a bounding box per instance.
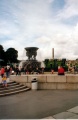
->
[0,89,78,119]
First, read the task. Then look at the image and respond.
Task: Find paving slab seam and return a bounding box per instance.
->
[42,105,78,119]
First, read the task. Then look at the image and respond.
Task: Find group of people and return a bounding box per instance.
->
[15,65,65,75]
[0,65,11,87]
[68,65,78,74]
[22,67,44,75]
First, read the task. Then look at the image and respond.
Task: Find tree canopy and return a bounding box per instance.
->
[6,48,18,63]
[0,45,5,60]
[0,44,18,66]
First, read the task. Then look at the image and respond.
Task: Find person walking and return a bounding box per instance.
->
[15,66,19,76]
[5,65,11,78]
[19,66,22,75]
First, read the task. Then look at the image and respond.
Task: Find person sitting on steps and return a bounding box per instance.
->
[2,74,7,87]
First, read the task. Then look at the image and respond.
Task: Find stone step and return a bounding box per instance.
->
[0,84,23,90]
[0,80,31,97]
[0,80,15,85]
[5,81,16,84]
[0,87,30,97]
[0,85,27,93]
[0,82,19,87]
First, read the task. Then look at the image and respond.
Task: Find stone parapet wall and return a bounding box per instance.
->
[10,75,78,90]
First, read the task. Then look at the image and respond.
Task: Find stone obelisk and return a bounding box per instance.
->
[52,48,54,60]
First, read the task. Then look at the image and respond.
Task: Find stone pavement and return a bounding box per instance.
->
[43,106,78,119]
[0,90,78,119]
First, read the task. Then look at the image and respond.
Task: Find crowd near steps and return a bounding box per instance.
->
[0,80,31,97]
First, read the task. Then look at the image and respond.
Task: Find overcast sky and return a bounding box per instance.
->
[0,0,78,61]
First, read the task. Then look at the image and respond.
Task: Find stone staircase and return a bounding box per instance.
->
[0,81,31,97]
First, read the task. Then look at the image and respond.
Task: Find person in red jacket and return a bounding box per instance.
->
[58,66,65,75]
[1,66,5,78]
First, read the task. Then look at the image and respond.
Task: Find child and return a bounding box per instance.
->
[2,74,7,87]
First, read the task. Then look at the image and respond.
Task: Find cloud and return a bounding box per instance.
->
[1,0,78,61]
[56,0,78,20]
[36,36,51,43]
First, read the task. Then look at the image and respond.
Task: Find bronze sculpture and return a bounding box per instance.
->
[22,47,41,70]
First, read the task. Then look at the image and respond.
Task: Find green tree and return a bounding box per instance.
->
[61,58,66,66]
[53,59,58,71]
[0,45,6,65]
[6,48,18,63]
[44,59,49,68]
[0,45,5,60]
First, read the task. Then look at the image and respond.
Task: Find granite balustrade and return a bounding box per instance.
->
[10,74,78,90]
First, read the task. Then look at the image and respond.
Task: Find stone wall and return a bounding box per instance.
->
[10,75,78,90]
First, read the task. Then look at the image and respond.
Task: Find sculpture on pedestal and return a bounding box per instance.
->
[22,47,41,70]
